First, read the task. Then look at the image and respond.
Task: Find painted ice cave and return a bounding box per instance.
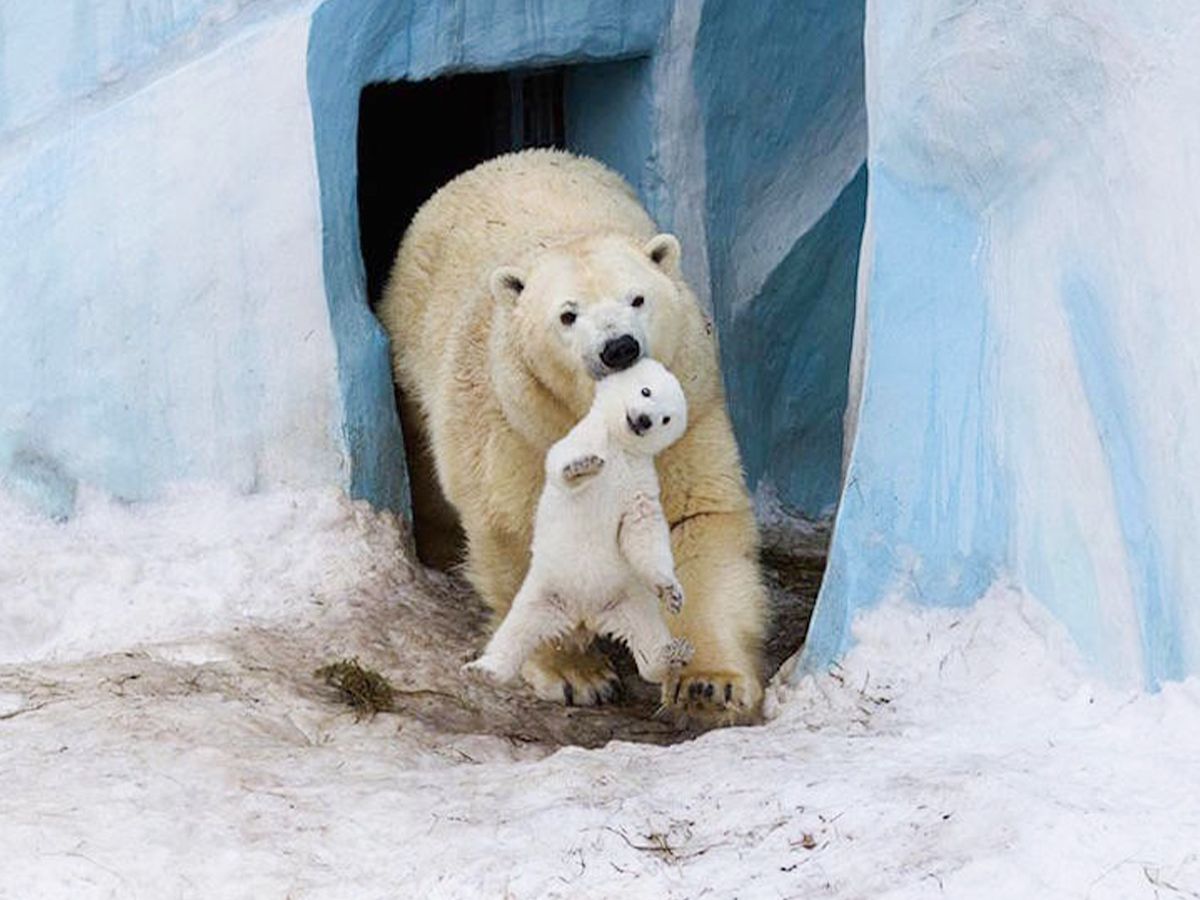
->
[3,1,1198,688]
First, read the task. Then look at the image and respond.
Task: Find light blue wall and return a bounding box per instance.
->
[0,6,346,520]
[2,0,868,539]
[804,166,1008,668]
[0,1,239,138]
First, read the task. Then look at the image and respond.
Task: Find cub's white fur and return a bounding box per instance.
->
[464,359,693,688]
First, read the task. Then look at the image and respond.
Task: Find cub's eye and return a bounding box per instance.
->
[560,310,577,326]
[641,387,651,397]
[662,416,671,424]
[631,295,645,308]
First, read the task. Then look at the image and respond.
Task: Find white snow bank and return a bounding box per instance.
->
[0,485,403,665]
[2,488,1197,898]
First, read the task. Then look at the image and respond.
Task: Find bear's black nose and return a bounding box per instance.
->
[636,414,652,432]
[600,334,641,371]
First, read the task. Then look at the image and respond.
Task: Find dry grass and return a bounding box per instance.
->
[315,658,395,719]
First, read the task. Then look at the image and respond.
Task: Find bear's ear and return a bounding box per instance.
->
[643,233,682,274]
[489,266,526,306]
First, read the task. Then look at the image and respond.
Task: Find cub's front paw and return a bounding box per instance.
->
[562,454,605,484]
[656,580,685,615]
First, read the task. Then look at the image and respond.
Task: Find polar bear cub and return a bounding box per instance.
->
[464,358,694,688]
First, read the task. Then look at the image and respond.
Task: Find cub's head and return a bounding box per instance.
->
[489,233,688,406]
[594,357,688,456]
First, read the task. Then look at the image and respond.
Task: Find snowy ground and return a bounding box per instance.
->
[2,488,1199,899]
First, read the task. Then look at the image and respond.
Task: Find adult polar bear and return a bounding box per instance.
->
[380,149,765,721]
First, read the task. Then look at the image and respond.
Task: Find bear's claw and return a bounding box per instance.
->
[461,658,510,687]
[521,644,623,707]
[662,668,762,725]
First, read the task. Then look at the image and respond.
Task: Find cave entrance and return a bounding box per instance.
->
[357,70,567,312]
[357,61,652,570]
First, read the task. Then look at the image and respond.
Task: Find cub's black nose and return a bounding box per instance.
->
[636,414,652,431]
[600,334,641,371]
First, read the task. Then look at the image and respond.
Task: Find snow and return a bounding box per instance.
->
[3,487,1199,898]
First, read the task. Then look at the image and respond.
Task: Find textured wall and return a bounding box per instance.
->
[691,0,866,519]
[805,0,1200,686]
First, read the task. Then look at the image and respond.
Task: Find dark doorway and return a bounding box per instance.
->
[356,69,567,569]
[357,69,566,308]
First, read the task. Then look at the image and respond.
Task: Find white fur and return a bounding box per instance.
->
[464,359,694,687]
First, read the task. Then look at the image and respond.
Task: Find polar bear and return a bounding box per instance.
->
[380,149,766,721]
[463,358,695,689]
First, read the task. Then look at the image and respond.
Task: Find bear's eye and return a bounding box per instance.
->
[662,416,671,425]
[560,310,577,326]
[631,295,645,308]
[641,387,651,397]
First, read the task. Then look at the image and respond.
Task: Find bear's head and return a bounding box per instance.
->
[489,233,689,411]
[594,357,688,457]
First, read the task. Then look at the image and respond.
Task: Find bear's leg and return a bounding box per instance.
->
[464,525,529,619]
[597,594,693,685]
[468,525,621,707]
[666,509,766,721]
[519,643,623,707]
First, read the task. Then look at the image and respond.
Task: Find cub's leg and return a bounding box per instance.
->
[469,524,620,706]
[463,578,570,685]
[618,492,684,611]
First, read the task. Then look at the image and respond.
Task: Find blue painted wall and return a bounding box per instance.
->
[693,0,866,520]
[1,7,347,520]
[2,0,868,545]
[803,0,1200,687]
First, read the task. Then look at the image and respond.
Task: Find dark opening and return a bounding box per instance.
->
[357,69,567,568]
[357,69,566,308]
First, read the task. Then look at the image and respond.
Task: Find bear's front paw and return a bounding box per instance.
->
[656,580,685,615]
[562,454,605,484]
[661,666,763,726]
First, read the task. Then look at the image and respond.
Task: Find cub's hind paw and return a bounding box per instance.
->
[656,580,685,614]
[562,454,605,484]
[660,637,694,668]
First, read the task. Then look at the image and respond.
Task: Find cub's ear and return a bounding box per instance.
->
[489,266,526,305]
[643,233,682,273]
